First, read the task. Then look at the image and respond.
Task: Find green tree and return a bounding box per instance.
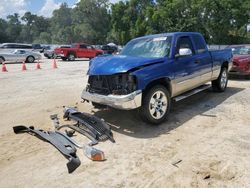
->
[6,13,22,42]
[0,18,9,42]
[73,0,111,44]
[50,3,73,43]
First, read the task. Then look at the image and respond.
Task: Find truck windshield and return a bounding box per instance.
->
[121,36,172,58]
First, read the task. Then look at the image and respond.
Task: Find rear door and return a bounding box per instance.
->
[191,34,213,82]
[174,36,204,95]
[86,45,96,58]
[14,50,27,62]
[79,44,88,58]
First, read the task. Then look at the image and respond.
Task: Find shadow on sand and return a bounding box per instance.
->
[92,87,244,139]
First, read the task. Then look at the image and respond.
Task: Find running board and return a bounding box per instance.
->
[173,84,211,102]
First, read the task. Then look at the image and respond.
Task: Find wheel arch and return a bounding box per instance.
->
[222,61,229,69]
[0,56,5,61]
[143,77,172,97]
[26,55,35,63]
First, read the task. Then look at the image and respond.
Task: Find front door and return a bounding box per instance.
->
[173,36,203,95]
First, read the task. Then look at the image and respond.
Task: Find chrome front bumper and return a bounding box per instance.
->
[81,89,142,110]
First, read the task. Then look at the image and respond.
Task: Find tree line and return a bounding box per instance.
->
[0,0,249,45]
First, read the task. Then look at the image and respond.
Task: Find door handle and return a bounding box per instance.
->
[194,60,201,64]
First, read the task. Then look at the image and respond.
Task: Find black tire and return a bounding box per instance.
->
[0,56,4,64]
[212,67,228,92]
[140,85,171,125]
[26,56,35,63]
[67,53,75,61]
[61,57,67,61]
[92,102,107,109]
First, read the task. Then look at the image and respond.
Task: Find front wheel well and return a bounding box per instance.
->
[0,56,5,61]
[222,61,229,69]
[26,55,35,62]
[143,78,172,96]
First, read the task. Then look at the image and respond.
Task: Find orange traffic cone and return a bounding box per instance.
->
[36,61,41,70]
[2,63,8,72]
[22,61,27,71]
[53,59,58,69]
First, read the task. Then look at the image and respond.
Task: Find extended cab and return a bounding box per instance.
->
[81,32,232,124]
[54,43,103,61]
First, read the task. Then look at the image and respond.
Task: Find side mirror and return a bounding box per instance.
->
[176,48,192,57]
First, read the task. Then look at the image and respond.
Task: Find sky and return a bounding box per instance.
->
[0,0,121,19]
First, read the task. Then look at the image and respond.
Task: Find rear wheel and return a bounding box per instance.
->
[140,85,171,125]
[61,57,67,61]
[26,56,35,63]
[212,67,228,92]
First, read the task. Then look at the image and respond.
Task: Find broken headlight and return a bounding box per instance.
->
[110,74,137,95]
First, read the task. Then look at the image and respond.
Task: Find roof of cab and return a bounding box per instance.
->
[131,32,203,41]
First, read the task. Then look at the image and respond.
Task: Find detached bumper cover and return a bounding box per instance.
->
[13,125,81,173]
[81,89,142,110]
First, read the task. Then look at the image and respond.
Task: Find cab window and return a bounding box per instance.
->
[192,35,207,54]
[80,44,87,49]
[176,36,194,55]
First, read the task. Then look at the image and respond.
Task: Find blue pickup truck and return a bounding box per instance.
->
[82,32,232,124]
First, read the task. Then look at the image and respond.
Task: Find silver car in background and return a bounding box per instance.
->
[0,49,42,63]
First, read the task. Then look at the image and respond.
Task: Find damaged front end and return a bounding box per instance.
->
[87,73,137,96]
[82,73,142,110]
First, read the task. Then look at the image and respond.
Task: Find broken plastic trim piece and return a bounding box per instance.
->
[13,125,81,173]
[63,107,115,143]
[55,131,106,161]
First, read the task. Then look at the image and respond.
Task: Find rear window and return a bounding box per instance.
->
[79,44,87,49]
[192,35,207,54]
[16,45,32,49]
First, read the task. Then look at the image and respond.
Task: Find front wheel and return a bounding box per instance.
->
[212,67,228,92]
[140,85,171,125]
[26,56,35,63]
[0,57,4,64]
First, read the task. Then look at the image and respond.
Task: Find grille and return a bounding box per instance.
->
[87,74,136,95]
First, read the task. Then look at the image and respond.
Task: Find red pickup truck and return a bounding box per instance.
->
[54,43,103,61]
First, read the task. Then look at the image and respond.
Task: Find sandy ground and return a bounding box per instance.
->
[0,58,250,188]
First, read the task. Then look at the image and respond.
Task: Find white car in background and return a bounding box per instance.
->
[0,49,42,63]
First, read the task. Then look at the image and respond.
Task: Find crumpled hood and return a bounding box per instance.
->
[88,55,165,75]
